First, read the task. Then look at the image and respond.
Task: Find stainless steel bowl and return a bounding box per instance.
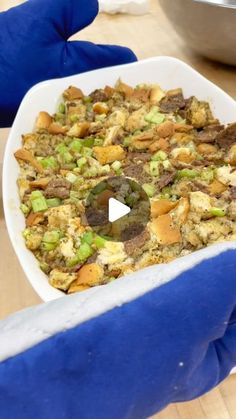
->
[159,0,236,66]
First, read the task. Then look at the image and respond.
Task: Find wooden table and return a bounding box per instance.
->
[0,1,236,418]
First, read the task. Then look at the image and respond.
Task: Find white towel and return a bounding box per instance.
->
[99,0,149,15]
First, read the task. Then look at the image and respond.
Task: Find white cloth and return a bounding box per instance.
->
[98,0,149,15]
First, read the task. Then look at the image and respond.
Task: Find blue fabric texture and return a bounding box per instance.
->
[0,0,137,127]
[0,250,235,419]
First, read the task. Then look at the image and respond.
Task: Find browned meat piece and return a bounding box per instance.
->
[85,207,108,226]
[191,181,209,193]
[159,89,185,113]
[192,159,212,167]
[127,152,151,163]
[89,89,108,102]
[197,125,224,143]
[45,178,71,199]
[216,123,236,149]
[123,164,152,183]
[231,187,236,200]
[124,227,150,256]
[158,171,177,190]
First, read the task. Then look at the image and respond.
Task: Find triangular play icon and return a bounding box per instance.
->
[108,197,131,223]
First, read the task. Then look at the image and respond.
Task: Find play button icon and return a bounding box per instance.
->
[108,198,131,222]
[84,176,151,242]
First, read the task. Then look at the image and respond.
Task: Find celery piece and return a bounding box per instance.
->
[30,191,48,212]
[66,255,80,268]
[22,228,30,239]
[81,231,94,245]
[175,115,186,124]
[151,150,167,161]
[111,160,122,172]
[31,190,43,200]
[82,138,95,148]
[83,96,92,104]
[201,169,214,182]
[83,166,98,178]
[94,138,104,146]
[66,172,78,183]
[77,242,93,261]
[41,242,57,252]
[58,103,66,114]
[82,147,93,157]
[56,143,67,153]
[40,262,50,274]
[101,164,110,175]
[43,230,61,244]
[41,156,58,170]
[70,115,79,123]
[46,198,61,208]
[149,161,160,177]
[145,107,165,124]
[69,139,82,153]
[143,183,155,197]
[123,137,132,147]
[62,151,73,164]
[177,169,199,179]
[20,203,30,215]
[93,181,107,195]
[94,235,106,249]
[210,207,225,217]
[77,157,87,169]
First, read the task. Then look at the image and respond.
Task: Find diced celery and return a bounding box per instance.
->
[100,164,110,175]
[69,139,82,153]
[94,235,106,249]
[77,242,93,261]
[41,156,58,170]
[70,115,79,123]
[55,113,65,122]
[62,151,73,164]
[41,242,57,252]
[31,190,44,200]
[162,160,171,170]
[66,255,80,268]
[151,151,167,161]
[43,230,61,244]
[22,228,30,239]
[20,203,30,215]
[145,107,165,124]
[111,160,122,172]
[123,137,132,147]
[177,169,199,179]
[56,143,67,153]
[93,181,107,195]
[81,231,94,245]
[201,169,214,182]
[149,161,160,177]
[58,103,65,114]
[66,172,78,183]
[40,262,50,274]
[46,198,61,208]
[83,167,98,178]
[64,163,77,170]
[82,138,94,148]
[30,190,48,212]
[175,115,186,124]
[143,183,155,197]
[82,147,93,157]
[77,157,87,169]
[83,96,92,104]
[94,138,104,146]
[210,207,225,217]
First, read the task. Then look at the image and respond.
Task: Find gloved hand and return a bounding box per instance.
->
[0,0,136,127]
[0,246,235,419]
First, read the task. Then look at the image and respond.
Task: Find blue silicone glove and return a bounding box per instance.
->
[0,0,136,127]
[0,246,235,418]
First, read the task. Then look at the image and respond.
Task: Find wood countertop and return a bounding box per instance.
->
[0,1,236,418]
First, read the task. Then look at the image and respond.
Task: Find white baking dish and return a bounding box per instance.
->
[3,56,236,302]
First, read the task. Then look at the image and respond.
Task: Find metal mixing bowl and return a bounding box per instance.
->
[159,0,236,66]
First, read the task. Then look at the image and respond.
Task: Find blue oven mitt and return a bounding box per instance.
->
[0,0,136,127]
[0,246,235,419]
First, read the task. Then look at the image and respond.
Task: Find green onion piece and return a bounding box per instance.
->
[93,181,107,195]
[111,160,122,172]
[123,137,132,147]
[145,107,165,124]
[82,147,93,157]
[46,198,61,208]
[58,103,65,114]
[94,235,106,249]
[149,161,160,177]
[94,138,104,146]
[210,207,225,217]
[69,139,82,153]
[177,169,199,179]
[20,203,30,215]
[81,231,94,245]
[77,157,87,169]
[151,150,167,161]
[77,242,93,261]
[201,169,214,182]
[82,138,95,148]
[143,183,155,197]
[70,115,79,123]
[41,156,58,170]
[66,172,78,183]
